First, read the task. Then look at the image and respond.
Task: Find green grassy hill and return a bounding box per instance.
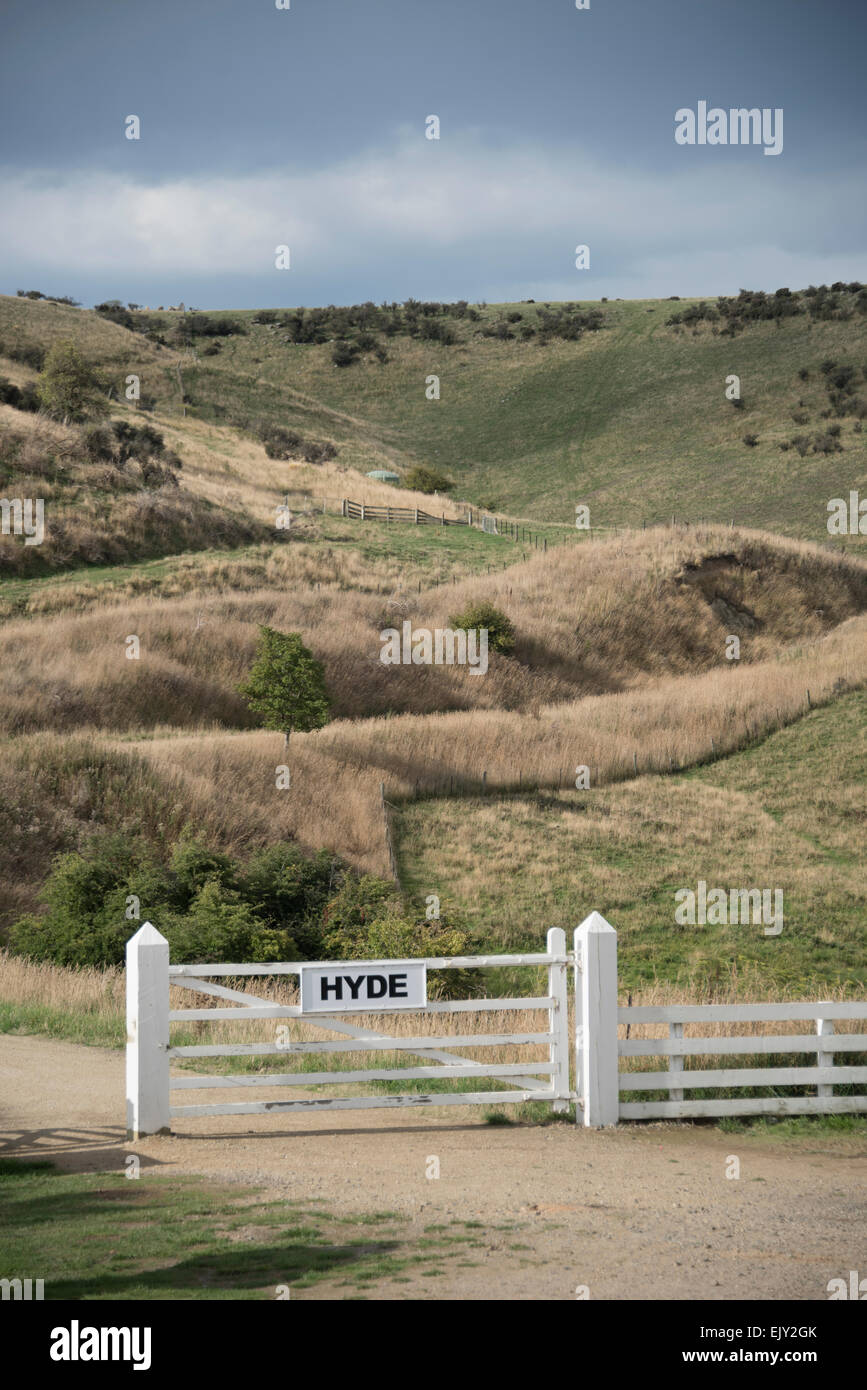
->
[2,287,865,542]
[395,691,867,994]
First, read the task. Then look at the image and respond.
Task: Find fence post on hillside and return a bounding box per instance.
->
[547,928,571,1112]
[126,922,171,1140]
[380,782,400,885]
[574,912,619,1127]
[341,498,347,517]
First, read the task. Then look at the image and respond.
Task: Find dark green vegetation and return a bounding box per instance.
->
[0,1158,479,1299]
[448,600,516,654]
[7,832,470,971]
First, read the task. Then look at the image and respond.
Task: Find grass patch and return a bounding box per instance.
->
[0,1158,467,1300]
[397,693,867,992]
[717,1113,867,1138]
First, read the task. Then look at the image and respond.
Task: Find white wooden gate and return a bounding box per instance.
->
[126,912,867,1137]
[126,924,574,1139]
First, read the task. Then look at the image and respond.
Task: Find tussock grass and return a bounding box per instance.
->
[1,526,863,733]
[0,407,269,577]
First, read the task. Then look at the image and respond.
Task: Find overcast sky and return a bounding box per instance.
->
[1,0,865,308]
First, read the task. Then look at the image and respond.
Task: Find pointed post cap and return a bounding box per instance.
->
[576,911,616,935]
[126,921,169,948]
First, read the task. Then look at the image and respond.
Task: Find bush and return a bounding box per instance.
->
[742,433,759,447]
[320,876,477,997]
[261,426,303,460]
[7,831,346,968]
[0,377,40,413]
[38,341,108,422]
[332,340,358,368]
[403,465,455,494]
[0,340,45,371]
[448,600,516,655]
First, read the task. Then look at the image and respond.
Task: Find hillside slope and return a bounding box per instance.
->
[2,287,865,541]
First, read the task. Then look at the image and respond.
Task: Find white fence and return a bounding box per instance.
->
[126,913,867,1138]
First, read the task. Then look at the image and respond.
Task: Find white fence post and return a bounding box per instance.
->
[669,1022,684,1102]
[126,922,171,1140]
[575,912,619,1127]
[547,928,570,1112]
[817,1015,835,1100]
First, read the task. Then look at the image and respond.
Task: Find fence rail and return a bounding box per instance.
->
[341,498,471,526]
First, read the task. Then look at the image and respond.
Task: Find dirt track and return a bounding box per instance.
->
[2,1033,865,1300]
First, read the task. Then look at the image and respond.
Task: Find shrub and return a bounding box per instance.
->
[300,439,337,464]
[37,341,108,422]
[320,876,477,996]
[742,433,759,447]
[403,465,455,494]
[326,910,477,998]
[0,378,40,413]
[261,426,303,459]
[332,340,358,367]
[448,600,515,655]
[320,873,398,945]
[7,831,347,968]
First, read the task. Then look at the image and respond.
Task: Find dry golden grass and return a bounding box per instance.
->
[0,949,125,1018]
[0,541,483,621]
[122,612,867,877]
[2,525,863,732]
[0,408,269,578]
[123,404,470,525]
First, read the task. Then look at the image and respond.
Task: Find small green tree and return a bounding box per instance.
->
[448,600,516,655]
[37,340,108,422]
[240,626,330,749]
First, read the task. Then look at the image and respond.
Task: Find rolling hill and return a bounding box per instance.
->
[2,286,866,543]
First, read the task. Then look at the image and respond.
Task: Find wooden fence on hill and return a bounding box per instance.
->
[341,499,471,526]
[340,498,551,549]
